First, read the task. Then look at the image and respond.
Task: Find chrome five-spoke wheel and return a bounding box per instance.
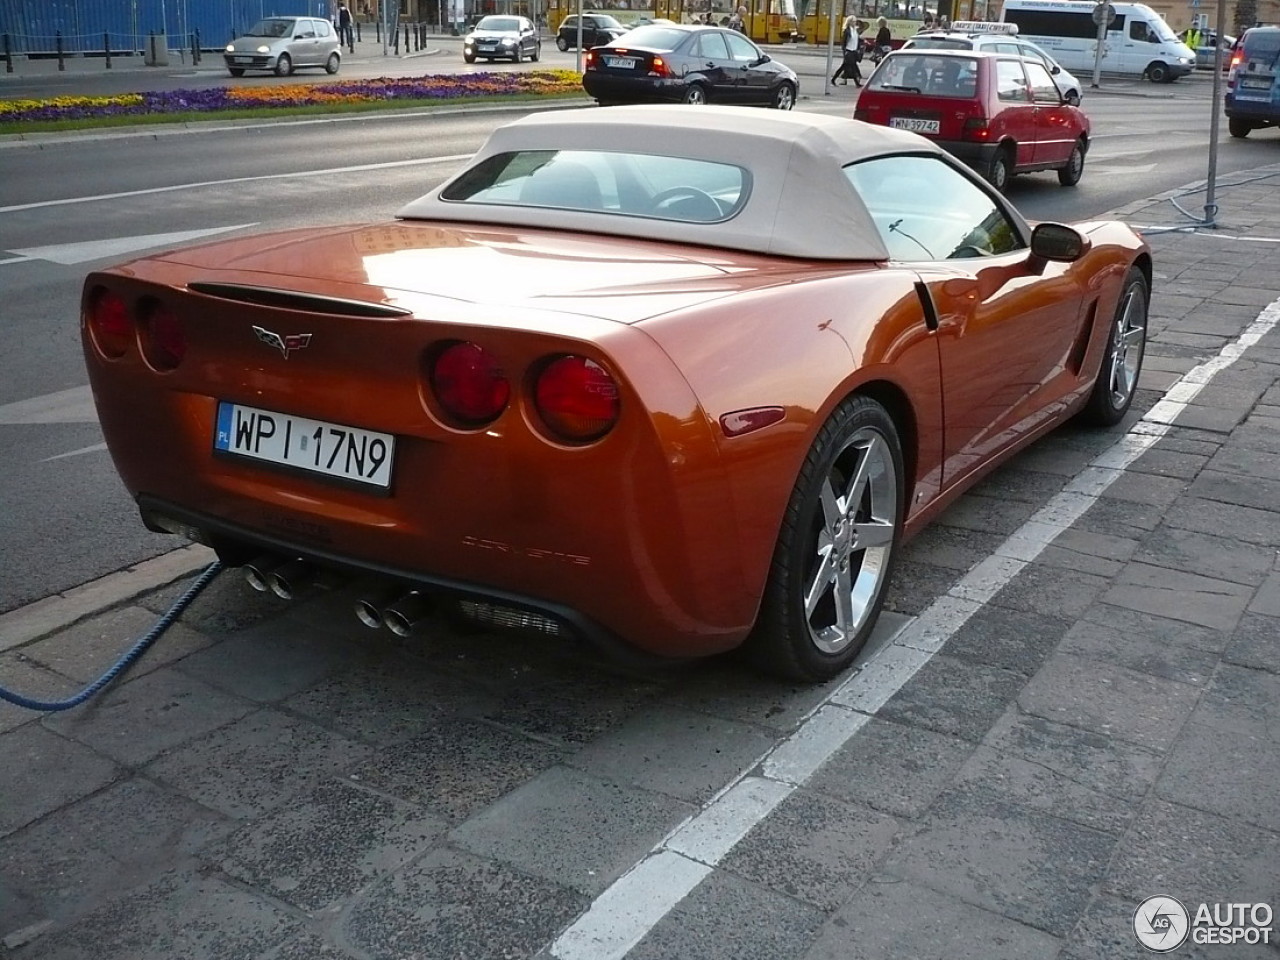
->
[749,395,903,681]
[1081,265,1148,426]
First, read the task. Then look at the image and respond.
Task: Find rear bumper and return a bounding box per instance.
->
[582,73,687,102]
[1225,95,1280,124]
[934,138,999,170]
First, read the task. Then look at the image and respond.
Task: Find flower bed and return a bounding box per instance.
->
[0,70,583,124]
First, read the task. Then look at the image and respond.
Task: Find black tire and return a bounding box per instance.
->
[1147,61,1170,82]
[463,52,476,63]
[1228,117,1252,138]
[513,45,523,63]
[325,52,340,74]
[228,67,245,77]
[275,53,292,77]
[1058,138,1085,186]
[556,35,569,51]
[746,395,904,681]
[531,41,541,62]
[771,81,797,110]
[682,83,708,105]
[986,146,1013,193]
[1079,266,1148,426]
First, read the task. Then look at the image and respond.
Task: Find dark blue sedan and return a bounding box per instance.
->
[583,24,799,109]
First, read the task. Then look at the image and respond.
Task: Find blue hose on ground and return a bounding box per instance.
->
[0,560,224,712]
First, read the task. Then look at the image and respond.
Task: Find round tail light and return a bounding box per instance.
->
[430,341,510,426]
[86,288,132,359]
[534,355,620,443]
[138,301,187,371]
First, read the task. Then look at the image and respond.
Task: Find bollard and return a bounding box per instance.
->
[56,30,65,70]
[3,33,11,74]
[404,23,410,51]
[375,19,381,42]
[356,21,362,42]
[192,29,200,64]
[104,31,112,68]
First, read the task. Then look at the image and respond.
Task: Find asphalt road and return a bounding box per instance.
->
[0,61,1275,612]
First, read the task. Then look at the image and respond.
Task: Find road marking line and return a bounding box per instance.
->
[42,442,107,462]
[0,154,472,214]
[0,385,97,424]
[546,294,1280,960]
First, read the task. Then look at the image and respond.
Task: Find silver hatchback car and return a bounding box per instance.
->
[224,16,341,77]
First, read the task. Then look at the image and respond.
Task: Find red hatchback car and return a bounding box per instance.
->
[855,48,1090,192]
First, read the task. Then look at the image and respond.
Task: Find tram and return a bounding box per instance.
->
[544,0,800,44]
[799,2,936,47]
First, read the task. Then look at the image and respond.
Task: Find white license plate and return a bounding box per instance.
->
[605,55,638,68]
[889,117,941,134]
[478,44,496,50]
[214,402,394,491]
[234,56,252,63]
[1240,76,1273,88]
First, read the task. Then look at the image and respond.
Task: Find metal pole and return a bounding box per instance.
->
[383,0,389,54]
[1090,4,1106,88]
[825,0,838,93]
[575,0,582,73]
[105,31,112,67]
[1203,0,1226,224]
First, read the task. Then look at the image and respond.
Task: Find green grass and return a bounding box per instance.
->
[0,92,590,135]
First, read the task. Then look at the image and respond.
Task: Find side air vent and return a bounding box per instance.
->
[187,282,411,318]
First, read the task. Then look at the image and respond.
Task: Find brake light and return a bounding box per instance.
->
[649,55,669,78]
[534,355,620,443]
[85,287,132,359]
[854,107,870,121]
[962,117,991,141]
[430,341,510,426]
[138,300,187,371]
[585,49,596,68]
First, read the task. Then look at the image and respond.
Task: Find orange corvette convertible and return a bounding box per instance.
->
[82,106,1150,681]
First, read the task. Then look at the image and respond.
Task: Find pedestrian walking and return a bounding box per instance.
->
[336,1,355,53]
[831,16,865,86]
[874,15,892,57]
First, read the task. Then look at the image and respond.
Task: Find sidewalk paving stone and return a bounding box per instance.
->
[805,717,974,819]
[802,880,1062,960]
[716,788,899,912]
[449,765,694,898]
[628,870,826,960]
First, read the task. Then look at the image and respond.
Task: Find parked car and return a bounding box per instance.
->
[901,20,1083,103]
[1225,26,1280,138]
[856,49,1091,191]
[555,13,626,51]
[583,24,798,108]
[463,15,541,63]
[1177,27,1235,69]
[223,16,341,77]
[81,106,1148,681]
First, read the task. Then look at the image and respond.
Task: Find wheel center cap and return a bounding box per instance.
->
[833,518,853,553]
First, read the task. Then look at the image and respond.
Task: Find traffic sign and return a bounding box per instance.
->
[1092,2,1116,25]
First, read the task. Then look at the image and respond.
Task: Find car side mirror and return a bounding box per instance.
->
[1029,222,1090,268]
[1050,63,1061,74]
[1066,91,1081,105]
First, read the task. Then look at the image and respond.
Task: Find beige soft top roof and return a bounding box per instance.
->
[397,105,945,261]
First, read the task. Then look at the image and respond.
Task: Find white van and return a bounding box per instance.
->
[1000,0,1196,82]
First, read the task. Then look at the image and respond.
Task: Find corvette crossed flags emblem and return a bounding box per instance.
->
[252,325,313,359]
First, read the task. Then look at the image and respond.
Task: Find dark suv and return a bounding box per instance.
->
[1225,26,1280,138]
[556,14,627,51]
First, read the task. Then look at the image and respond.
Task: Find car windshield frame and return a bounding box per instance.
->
[438,148,751,224]
[475,16,521,31]
[246,18,295,38]
[868,53,981,97]
[614,25,688,50]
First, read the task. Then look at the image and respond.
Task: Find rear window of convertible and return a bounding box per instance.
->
[440,149,751,223]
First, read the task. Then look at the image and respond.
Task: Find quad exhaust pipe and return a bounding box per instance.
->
[242,557,435,638]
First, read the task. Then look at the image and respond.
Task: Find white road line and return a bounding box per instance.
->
[0,386,97,424]
[0,154,472,214]
[546,295,1280,960]
[42,442,107,462]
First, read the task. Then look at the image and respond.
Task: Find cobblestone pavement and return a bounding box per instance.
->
[1,159,1278,957]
